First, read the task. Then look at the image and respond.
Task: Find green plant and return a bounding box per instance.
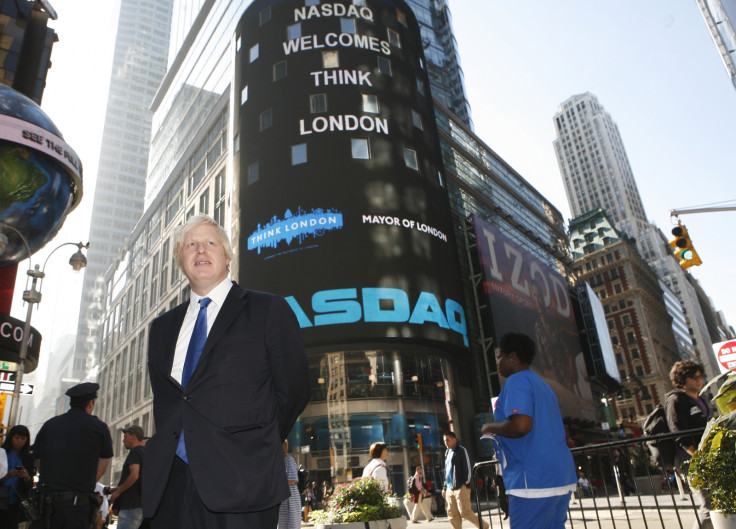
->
[688,371,736,515]
[308,477,402,524]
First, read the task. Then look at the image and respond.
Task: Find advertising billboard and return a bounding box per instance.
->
[234,0,467,349]
[471,215,595,420]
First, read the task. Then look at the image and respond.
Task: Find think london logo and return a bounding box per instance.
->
[247,207,344,256]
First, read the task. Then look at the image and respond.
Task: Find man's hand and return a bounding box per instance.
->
[441,489,446,499]
[109,487,120,502]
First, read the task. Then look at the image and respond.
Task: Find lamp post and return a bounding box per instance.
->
[0,221,89,426]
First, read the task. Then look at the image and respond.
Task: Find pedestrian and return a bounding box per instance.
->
[141,214,310,529]
[302,485,313,523]
[665,360,711,528]
[410,466,434,523]
[612,448,636,495]
[109,425,146,529]
[441,432,488,529]
[362,442,390,491]
[577,472,592,498]
[321,480,332,506]
[481,333,577,529]
[277,440,301,529]
[0,425,35,528]
[31,382,114,529]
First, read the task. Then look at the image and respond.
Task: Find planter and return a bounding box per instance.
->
[711,512,736,529]
[634,475,662,495]
[316,518,408,529]
[402,497,433,521]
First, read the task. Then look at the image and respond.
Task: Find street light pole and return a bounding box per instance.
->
[0,222,89,426]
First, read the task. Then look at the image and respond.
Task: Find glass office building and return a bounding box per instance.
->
[95,0,572,490]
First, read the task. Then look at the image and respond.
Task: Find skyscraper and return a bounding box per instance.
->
[554,92,721,379]
[72,0,173,379]
[695,0,736,90]
[553,93,654,258]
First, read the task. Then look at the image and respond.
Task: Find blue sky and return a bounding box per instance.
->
[12,1,736,383]
[449,2,736,336]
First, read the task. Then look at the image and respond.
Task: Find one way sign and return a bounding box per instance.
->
[0,381,34,394]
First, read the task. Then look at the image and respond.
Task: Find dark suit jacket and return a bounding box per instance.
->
[142,283,310,516]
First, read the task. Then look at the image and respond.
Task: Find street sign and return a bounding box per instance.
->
[0,381,33,394]
[0,361,18,371]
[713,340,736,374]
[0,371,15,382]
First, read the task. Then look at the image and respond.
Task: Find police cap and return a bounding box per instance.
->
[65,382,99,399]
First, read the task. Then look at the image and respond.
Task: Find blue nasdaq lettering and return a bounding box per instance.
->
[285,287,468,346]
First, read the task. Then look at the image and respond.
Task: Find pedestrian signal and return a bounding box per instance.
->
[669,223,702,270]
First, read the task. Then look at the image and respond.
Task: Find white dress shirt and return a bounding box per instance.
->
[170,277,233,383]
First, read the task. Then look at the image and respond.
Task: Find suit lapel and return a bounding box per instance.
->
[191,283,249,378]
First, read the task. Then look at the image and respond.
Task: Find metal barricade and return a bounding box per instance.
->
[471,429,706,528]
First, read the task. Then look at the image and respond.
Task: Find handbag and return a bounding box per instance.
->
[13,486,40,522]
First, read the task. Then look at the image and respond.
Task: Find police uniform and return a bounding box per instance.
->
[31,383,114,529]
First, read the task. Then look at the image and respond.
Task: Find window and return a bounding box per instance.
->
[416,79,425,95]
[292,143,307,165]
[240,85,248,105]
[362,94,379,114]
[341,18,356,34]
[248,161,259,184]
[199,187,209,214]
[378,57,391,76]
[306,0,319,5]
[273,61,287,81]
[323,51,339,68]
[403,147,418,170]
[411,110,422,130]
[351,138,369,159]
[259,6,271,25]
[310,94,327,113]
[260,108,272,131]
[249,43,259,63]
[387,28,400,48]
[287,23,301,40]
[396,8,407,26]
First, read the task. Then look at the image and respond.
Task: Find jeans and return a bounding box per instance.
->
[117,507,144,529]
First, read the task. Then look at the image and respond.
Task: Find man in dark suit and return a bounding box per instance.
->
[142,214,310,529]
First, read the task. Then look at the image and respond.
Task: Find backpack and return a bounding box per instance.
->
[642,404,676,469]
[407,476,419,495]
[297,467,310,494]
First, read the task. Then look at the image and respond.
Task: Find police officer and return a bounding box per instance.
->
[31,382,114,529]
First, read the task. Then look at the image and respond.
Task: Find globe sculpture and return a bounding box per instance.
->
[0,84,83,265]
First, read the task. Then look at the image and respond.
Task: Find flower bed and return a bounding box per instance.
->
[309,477,404,526]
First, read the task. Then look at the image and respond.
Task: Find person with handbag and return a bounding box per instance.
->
[0,425,35,529]
[409,466,434,523]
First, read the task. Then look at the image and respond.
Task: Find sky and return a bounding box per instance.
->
[10,1,736,391]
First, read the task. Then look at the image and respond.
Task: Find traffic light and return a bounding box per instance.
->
[669,222,702,270]
[415,433,423,452]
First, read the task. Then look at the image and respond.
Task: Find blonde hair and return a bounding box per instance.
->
[173,214,234,269]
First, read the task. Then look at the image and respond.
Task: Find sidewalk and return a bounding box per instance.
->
[301,494,700,529]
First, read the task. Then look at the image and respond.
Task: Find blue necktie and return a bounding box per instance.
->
[176,297,211,463]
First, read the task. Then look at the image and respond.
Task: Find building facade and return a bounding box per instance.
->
[569,209,681,424]
[553,91,721,381]
[695,0,736,90]
[95,0,587,488]
[72,0,173,381]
